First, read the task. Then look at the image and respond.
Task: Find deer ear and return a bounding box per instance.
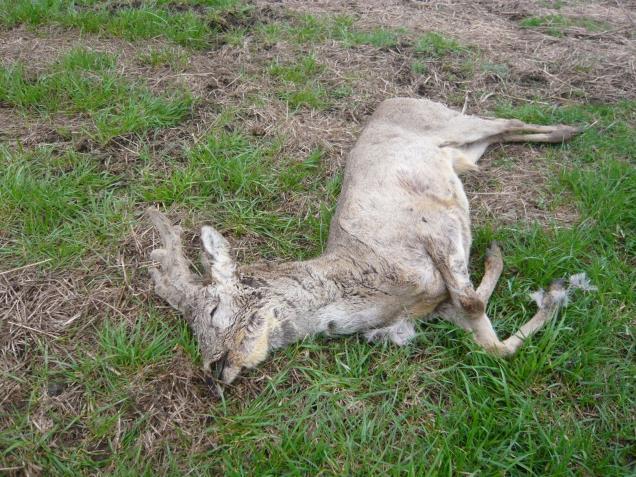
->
[201,226,237,286]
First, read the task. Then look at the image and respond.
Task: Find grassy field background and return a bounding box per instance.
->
[0,0,634,475]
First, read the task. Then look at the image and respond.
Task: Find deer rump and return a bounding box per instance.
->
[147,98,593,388]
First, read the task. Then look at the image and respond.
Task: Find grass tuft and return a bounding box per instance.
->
[519,14,610,37]
[0,147,128,267]
[136,47,190,71]
[0,48,192,143]
[415,32,466,58]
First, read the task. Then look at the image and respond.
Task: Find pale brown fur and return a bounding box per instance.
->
[147,98,585,385]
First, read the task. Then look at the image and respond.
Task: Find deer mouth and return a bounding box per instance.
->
[211,351,229,382]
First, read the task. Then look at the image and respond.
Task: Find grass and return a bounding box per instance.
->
[269,55,325,83]
[0,146,130,267]
[269,55,330,110]
[411,60,427,75]
[0,3,405,52]
[142,131,338,259]
[519,14,610,37]
[136,47,190,71]
[0,0,251,48]
[412,32,473,85]
[341,27,404,48]
[0,2,635,475]
[257,14,406,49]
[415,32,467,58]
[0,48,192,143]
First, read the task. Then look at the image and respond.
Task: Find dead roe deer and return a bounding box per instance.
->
[147,98,593,386]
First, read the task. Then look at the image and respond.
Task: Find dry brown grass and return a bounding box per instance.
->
[2,1,633,223]
[1,1,634,473]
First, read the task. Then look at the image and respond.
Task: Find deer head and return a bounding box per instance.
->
[146,208,270,385]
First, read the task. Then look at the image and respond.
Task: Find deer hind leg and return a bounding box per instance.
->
[437,244,567,356]
[427,232,567,356]
[442,280,568,357]
[499,123,581,144]
[443,117,581,171]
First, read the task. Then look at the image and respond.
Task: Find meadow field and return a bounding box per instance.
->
[0,0,634,475]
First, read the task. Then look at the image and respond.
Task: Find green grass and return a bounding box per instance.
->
[0,308,198,474]
[341,26,403,48]
[0,2,634,474]
[136,47,190,71]
[0,48,193,267]
[268,55,330,110]
[0,147,129,267]
[411,60,428,75]
[257,14,405,49]
[415,32,467,58]
[143,130,338,259]
[519,14,610,37]
[0,49,192,143]
[269,55,325,84]
[0,0,251,48]
[412,32,473,84]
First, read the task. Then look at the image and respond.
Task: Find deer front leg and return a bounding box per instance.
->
[435,241,501,333]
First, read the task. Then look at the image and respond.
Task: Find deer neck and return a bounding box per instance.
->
[239,251,392,349]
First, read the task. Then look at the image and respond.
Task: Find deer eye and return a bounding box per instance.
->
[209,304,219,319]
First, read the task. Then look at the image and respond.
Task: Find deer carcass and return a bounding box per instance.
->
[147,98,589,385]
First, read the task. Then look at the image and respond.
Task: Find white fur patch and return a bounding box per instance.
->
[530,290,546,308]
[569,272,597,292]
[550,288,569,307]
[531,272,596,310]
[531,287,568,308]
[364,319,416,346]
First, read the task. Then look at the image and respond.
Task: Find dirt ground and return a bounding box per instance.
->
[1,0,634,473]
[1,0,633,220]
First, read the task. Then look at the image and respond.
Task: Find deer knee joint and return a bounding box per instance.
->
[458,290,485,317]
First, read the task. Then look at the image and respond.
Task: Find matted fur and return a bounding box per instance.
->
[148,98,586,385]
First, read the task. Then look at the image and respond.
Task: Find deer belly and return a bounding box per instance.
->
[315,302,398,336]
[406,295,447,319]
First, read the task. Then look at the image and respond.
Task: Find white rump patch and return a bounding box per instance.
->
[569,272,598,292]
[530,272,596,309]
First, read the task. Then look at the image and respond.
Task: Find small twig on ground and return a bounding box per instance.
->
[0,259,51,276]
[8,321,59,339]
